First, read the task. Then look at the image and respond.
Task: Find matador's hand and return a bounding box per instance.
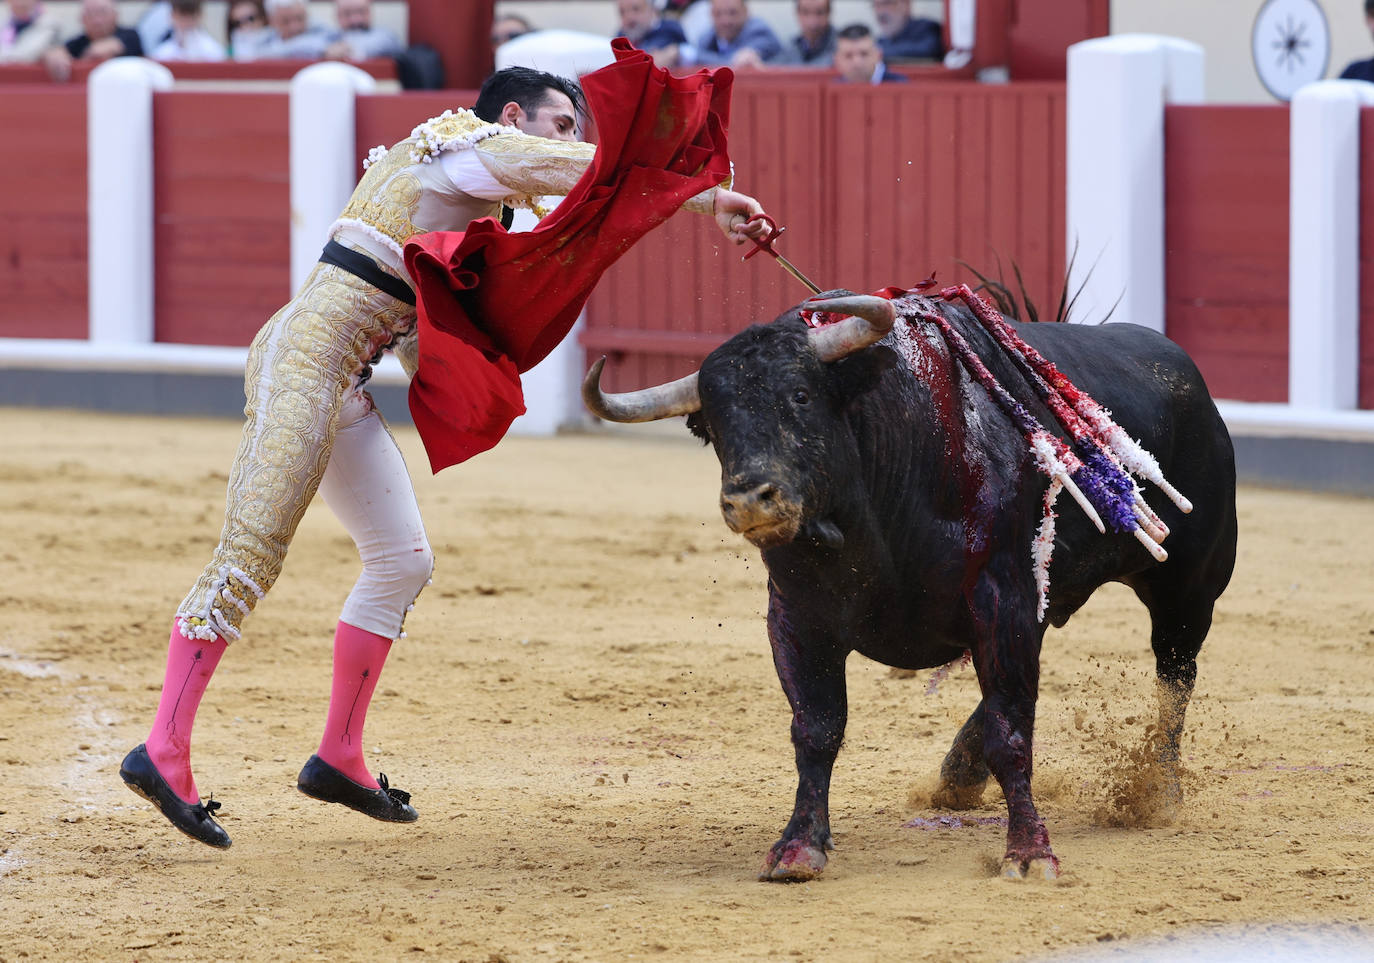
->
[713,189,773,245]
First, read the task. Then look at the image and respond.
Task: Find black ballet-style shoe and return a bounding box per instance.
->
[296,755,418,823]
[119,744,232,849]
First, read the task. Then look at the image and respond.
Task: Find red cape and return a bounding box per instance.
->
[403,40,734,473]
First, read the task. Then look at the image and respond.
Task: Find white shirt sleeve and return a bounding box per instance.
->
[439,149,514,202]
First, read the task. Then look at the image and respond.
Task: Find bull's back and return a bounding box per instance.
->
[1015,320,1237,612]
[1012,322,1229,467]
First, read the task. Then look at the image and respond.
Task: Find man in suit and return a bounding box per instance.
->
[680,0,781,68]
[834,23,907,83]
[616,0,686,65]
[772,0,836,67]
[870,0,941,62]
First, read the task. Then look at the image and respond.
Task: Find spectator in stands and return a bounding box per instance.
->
[152,0,226,61]
[680,0,780,68]
[258,0,331,59]
[870,0,941,62]
[616,0,685,66]
[324,0,402,62]
[136,2,173,53]
[491,13,532,49]
[772,0,834,67]
[225,0,269,60]
[39,0,142,81]
[833,22,906,83]
[1,0,63,63]
[1339,0,1374,82]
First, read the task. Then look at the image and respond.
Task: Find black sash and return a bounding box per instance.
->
[319,240,416,306]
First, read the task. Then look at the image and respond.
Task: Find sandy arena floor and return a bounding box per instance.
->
[1,407,1372,961]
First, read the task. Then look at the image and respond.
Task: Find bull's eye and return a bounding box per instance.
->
[791,388,810,406]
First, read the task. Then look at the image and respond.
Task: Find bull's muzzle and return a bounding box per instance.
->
[720,479,802,547]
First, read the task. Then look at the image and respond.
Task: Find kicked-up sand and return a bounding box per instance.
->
[1,407,1371,961]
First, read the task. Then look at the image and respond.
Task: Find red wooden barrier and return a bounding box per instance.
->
[153,91,292,345]
[406,0,491,89]
[1361,106,1374,410]
[585,77,1068,391]
[1163,105,1290,404]
[1007,0,1109,81]
[7,78,1362,414]
[0,86,88,339]
[0,58,397,85]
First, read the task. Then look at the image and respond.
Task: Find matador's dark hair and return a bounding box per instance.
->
[473,66,587,125]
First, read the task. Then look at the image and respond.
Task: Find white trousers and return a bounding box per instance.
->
[318,390,434,639]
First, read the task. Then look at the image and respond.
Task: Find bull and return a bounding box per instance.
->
[583,289,1237,881]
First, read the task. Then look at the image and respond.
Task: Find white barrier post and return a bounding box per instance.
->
[1065,35,1203,332]
[496,32,617,435]
[87,58,174,344]
[1288,80,1374,411]
[289,63,376,291]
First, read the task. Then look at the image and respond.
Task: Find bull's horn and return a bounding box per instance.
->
[581,356,702,423]
[805,295,897,361]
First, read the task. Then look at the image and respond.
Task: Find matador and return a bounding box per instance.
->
[120,54,773,848]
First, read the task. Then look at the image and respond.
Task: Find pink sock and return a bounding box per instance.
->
[316,621,392,789]
[144,621,226,805]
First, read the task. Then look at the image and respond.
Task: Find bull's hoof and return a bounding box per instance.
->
[1000,855,1060,881]
[930,779,987,810]
[759,838,828,882]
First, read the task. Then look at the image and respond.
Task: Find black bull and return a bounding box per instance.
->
[583,291,1237,881]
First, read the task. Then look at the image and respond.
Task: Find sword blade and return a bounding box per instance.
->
[774,253,822,294]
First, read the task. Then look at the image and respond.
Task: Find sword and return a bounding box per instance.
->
[739,213,822,295]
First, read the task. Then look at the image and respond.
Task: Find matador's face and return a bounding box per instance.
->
[514,91,579,142]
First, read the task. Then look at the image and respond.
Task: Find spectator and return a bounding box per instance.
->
[136,1,173,53]
[772,0,834,67]
[870,0,941,62]
[0,0,63,63]
[1339,0,1374,82]
[152,0,226,61]
[257,0,331,59]
[490,13,532,49]
[616,0,685,66]
[680,0,780,68]
[324,0,402,62]
[833,22,905,83]
[39,0,142,81]
[677,0,711,45]
[225,0,270,61]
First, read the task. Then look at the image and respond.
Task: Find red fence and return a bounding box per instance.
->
[584,76,1069,391]
[0,87,88,339]
[3,80,1371,409]
[1163,105,1291,403]
[153,91,292,345]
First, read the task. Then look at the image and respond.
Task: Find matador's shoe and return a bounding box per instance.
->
[296,755,418,823]
[119,744,232,848]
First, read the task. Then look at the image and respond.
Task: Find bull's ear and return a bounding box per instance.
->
[830,346,897,403]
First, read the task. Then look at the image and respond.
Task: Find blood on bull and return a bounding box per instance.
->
[583,286,1237,881]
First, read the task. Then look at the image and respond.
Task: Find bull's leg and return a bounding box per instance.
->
[759,589,848,882]
[969,586,1057,880]
[1133,582,1220,814]
[931,702,990,809]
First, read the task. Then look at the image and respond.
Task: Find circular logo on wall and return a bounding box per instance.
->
[1252,0,1331,101]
